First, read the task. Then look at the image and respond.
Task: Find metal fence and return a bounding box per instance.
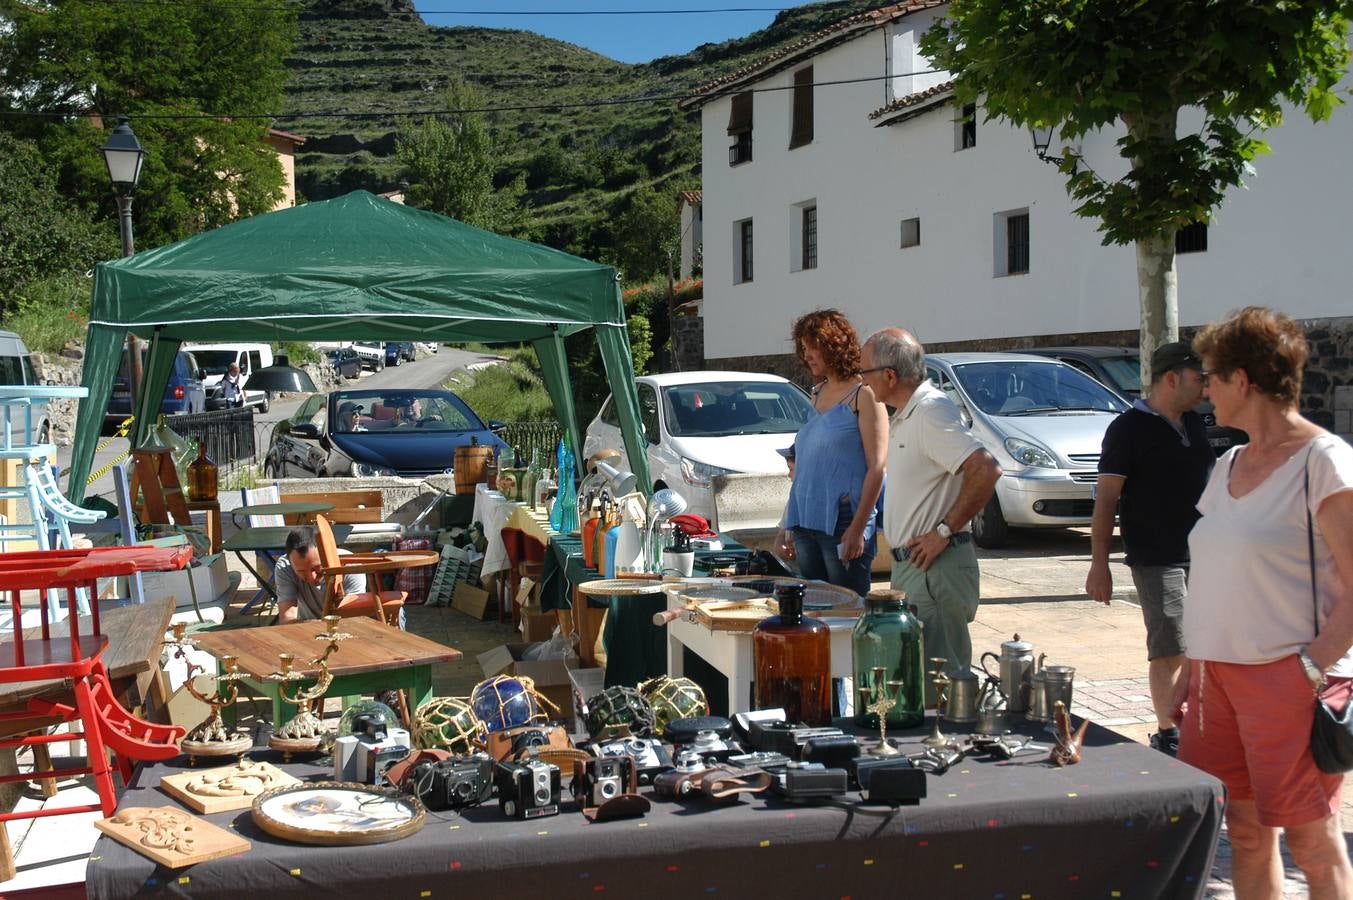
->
[498,421,563,466]
[169,407,257,465]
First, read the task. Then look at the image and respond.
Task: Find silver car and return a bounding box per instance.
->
[924,353,1129,547]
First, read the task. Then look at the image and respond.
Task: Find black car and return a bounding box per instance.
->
[325,347,363,380]
[1022,346,1247,454]
[385,341,415,366]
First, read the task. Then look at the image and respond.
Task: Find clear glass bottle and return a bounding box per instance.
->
[754,583,832,725]
[852,591,925,729]
[525,448,543,510]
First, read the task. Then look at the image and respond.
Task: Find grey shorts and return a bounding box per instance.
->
[1130,565,1187,660]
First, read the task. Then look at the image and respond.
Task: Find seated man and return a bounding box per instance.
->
[274,526,408,628]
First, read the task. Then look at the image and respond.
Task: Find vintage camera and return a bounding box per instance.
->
[484,723,572,762]
[592,736,673,786]
[774,761,849,801]
[732,708,786,744]
[726,750,793,772]
[652,752,707,800]
[572,755,636,807]
[748,720,845,760]
[334,712,412,785]
[847,756,927,805]
[410,754,495,811]
[800,734,861,770]
[495,759,560,819]
[665,716,742,764]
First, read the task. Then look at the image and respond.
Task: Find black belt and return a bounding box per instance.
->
[892,532,971,562]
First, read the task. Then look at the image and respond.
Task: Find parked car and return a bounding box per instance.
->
[187,342,273,412]
[264,388,507,478]
[0,330,51,445]
[1022,345,1246,454]
[324,347,363,380]
[584,371,814,528]
[105,345,206,425]
[385,342,415,366]
[351,342,385,372]
[924,353,1130,547]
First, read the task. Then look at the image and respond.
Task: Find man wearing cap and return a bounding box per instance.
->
[1086,341,1213,756]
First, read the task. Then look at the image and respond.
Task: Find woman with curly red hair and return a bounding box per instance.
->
[774,309,887,595]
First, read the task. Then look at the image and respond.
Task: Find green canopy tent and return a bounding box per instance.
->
[68,190,651,502]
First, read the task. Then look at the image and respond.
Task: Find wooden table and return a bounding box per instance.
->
[194,616,460,729]
[230,501,334,528]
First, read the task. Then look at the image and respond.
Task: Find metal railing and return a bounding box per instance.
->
[497,421,563,466]
[169,407,257,465]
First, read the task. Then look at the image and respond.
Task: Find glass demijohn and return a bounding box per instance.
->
[753,582,832,725]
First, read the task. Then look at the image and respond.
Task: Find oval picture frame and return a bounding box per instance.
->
[251,781,426,846]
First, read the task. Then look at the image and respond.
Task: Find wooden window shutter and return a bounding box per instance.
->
[789,67,813,149]
[727,92,753,135]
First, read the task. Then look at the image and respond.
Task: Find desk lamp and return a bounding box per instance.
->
[644,487,688,571]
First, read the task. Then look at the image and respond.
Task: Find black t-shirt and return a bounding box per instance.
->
[1098,405,1214,567]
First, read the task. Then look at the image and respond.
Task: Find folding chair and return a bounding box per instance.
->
[238,483,283,614]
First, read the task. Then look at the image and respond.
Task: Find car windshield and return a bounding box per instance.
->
[193,350,238,376]
[661,382,813,437]
[952,362,1128,416]
[331,392,482,433]
[1098,356,1141,397]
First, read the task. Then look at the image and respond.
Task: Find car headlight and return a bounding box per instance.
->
[353,462,395,478]
[680,457,738,487]
[1003,437,1058,468]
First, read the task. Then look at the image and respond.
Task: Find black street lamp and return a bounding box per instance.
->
[100,115,146,257]
[1029,123,1062,166]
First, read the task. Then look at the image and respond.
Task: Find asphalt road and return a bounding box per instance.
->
[61,346,499,501]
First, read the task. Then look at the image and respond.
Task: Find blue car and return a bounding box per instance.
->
[265,388,507,478]
[105,346,206,426]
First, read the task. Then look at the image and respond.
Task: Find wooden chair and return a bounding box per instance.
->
[313,515,436,625]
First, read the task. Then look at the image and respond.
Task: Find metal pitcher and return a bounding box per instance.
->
[974,676,1008,736]
[1027,653,1051,723]
[944,670,980,724]
[980,634,1036,715]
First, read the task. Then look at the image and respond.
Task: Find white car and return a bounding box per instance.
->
[584,371,813,529]
[351,342,385,372]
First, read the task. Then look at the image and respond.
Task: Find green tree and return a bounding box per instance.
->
[921,1,1353,383]
[606,186,680,284]
[396,79,532,237]
[0,0,297,250]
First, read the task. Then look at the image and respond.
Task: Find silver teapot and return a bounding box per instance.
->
[980,634,1036,715]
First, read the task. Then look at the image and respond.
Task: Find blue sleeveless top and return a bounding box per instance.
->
[784,385,877,538]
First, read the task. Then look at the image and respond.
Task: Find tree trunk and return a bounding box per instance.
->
[1123,110,1180,391]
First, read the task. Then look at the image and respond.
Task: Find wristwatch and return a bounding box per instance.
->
[1299,647,1327,691]
[936,520,953,542]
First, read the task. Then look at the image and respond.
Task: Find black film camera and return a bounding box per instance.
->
[592,736,673,785]
[410,754,494,811]
[774,761,849,801]
[572,755,635,807]
[748,720,846,760]
[495,759,560,819]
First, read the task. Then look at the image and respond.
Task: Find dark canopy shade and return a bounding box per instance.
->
[69,190,651,500]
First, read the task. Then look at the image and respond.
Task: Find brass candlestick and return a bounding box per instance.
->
[267,616,351,760]
[867,667,902,757]
[921,657,954,750]
[165,623,252,764]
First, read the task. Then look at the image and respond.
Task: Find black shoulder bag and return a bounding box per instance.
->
[1304,450,1353,773]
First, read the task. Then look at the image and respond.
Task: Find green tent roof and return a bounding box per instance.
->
[89,190,624,343]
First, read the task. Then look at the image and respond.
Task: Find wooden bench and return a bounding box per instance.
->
[279,489,384,524]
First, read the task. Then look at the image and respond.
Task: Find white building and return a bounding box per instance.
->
[682,2,1353,433]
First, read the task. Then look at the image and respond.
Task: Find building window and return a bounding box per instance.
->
[956,102,977,151]
[736,218,754,283]
[994,209,1030,276]
[728,92,753,165]
[789,66,814,149]
[900,217,921,249]
[801,206,817,270]
[1176,221,1208,254]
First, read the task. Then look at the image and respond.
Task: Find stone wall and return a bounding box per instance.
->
[670,315,706,373]
[706,315,1353,443]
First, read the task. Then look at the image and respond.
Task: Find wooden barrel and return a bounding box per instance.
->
[454,445,494,494]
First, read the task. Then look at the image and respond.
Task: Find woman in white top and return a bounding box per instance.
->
[1172,307,1353,899]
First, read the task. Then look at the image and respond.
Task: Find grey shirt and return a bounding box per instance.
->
[274,553,365,621]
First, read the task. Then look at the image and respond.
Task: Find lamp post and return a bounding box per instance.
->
[1029,123,1065,167]
[100,115,146,258]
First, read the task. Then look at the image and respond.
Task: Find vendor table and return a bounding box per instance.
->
[541,532,752,686]
[193,616,460,728]
[86,720,1224,900]
[222,524,352,610]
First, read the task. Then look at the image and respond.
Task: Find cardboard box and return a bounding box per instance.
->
[134,553,231,609]
[567,666,607,735]
[520,607,556,643]
[477,643,578,721]
[452,582,493,620]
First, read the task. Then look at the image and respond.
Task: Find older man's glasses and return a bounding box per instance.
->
[859,366,897,376]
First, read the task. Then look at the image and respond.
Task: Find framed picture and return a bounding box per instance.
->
[251,782,425,845]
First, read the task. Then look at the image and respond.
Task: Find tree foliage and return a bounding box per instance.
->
[0,0,298,250]
[603,185,682,284]
[395,79,533,238]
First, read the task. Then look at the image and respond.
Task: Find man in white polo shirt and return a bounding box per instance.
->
[861,328,1001,694]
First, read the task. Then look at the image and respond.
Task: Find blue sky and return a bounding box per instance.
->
[411,1,796,64]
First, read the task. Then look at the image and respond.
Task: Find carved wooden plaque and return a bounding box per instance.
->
[160,760,301,814]
[94,806,249,868]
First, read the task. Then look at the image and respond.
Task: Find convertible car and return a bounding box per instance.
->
[265,388,508,478]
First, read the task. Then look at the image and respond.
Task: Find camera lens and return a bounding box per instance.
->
[454,781,473,800]
[599,779,619,799]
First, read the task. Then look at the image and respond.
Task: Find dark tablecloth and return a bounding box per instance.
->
[88,720,1224,900]
[539,533,752,686]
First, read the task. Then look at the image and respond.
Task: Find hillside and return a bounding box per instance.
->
[284,0,887,255]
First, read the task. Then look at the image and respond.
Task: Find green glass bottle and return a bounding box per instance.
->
[852,591,925,729]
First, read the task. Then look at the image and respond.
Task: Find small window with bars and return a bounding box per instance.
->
[900,217,920,249]
[1006,212,1029,275]
[801,206,817,270]
[737,218,754,283]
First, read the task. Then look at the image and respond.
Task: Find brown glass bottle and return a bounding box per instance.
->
[753,583,832,725]
[186,441,218,501]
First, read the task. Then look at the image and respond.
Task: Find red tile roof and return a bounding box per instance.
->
[678,189,703,206]
[680,1,945,109]
[267,127,306,146]
[868,80,954,123]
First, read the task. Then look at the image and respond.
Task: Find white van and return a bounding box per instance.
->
[0,330,50,444]
[185,343,275,412]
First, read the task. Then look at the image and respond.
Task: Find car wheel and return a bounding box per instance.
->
[264,458,282,479]
[971,495,1009,549]
[392,356,402,366]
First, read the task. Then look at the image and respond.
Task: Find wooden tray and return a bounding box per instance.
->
[161,760,301,814]
[95,806,249,868]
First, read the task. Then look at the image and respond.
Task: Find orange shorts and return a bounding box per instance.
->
[1178,655,1353,828]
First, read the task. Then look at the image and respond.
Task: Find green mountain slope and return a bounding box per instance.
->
[285,0,886,254]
